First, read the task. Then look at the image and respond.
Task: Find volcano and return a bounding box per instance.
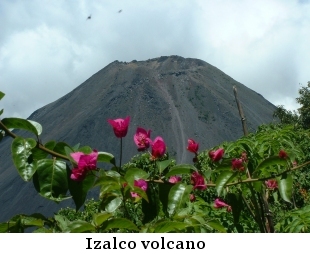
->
[0,55,276,222]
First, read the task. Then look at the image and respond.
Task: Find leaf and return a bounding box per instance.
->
[159,183,173,216]
[156,159,172,174]
[100,195,122,213]
[154,221,189,233]
[277,173,293,203]
[92,212,113,227]
[215,170,238,196]
[2,117,42,136]
[101,218,139,232]
[254,156,288,177]
[53,142,72,157]
[124,167,149,187]
[95,175,122,197]
[167,183,192,217]
[11,137,37,181]
[54,215,70,232]
[165,164,196,178]
[142,182,158,223]
[78,146,93,154]
[0,109,3,116]
[33,159,70,202]
[0,91,5,100]
[97,152,116,165]
[64,220,95,233]
[227,192,243,226]
[68,169,97,211]
[205,220,227,233]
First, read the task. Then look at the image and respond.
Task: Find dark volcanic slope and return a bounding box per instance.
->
[0,55,276,222]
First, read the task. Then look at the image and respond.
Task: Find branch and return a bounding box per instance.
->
[0,120,69,161]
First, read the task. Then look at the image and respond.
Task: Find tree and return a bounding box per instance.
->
[297,81,310,129]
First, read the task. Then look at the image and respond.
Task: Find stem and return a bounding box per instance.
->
[248,183,265,232]
[119,137,123,168]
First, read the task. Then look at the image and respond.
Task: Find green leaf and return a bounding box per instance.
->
[159,183,173,216]
[95,175,122,197]
[33,159,70,202]
[277,173,293,203]
[156,159,172,174]
[227,192,243,226]
[154,221,189,233]
[215,170,238,196]
[142,182,158,223]
[68,170,97,211]
[101,218,139,232]
[165,164,196,178]
[100,195,122,213]
[54,215,70,232]
[78,146,93,154]
[0,109,3,116]
[92,212,113,227]
[205,220,227,233]
[0,91,5,100]
[2,117,42,136]
[12,137,37,181]
[167,183,193,217]
[53,142,72,157]
[65,220,95,233]
[254,156,288,177]
[124,167,149,187]
[97,152,116,165]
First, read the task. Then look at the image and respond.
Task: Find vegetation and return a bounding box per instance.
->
[0,82,310,233]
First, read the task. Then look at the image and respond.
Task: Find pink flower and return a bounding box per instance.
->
[191,171,207,190]
[265,179,278,190]
[214,198,231,212]
[241,151,248,162]
[107,116,130,138]
[131,179,148,198]
[168,175,182,184]
[151,136,166,159]
[134,127,152,151]
[209,148,224,162]
[279,150,288,159]
[70,150,98,181]
[187,139,199,154]
[231,158,244,171]
[189,194,196,202]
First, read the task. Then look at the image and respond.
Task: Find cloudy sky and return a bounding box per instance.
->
[1,0,309,119]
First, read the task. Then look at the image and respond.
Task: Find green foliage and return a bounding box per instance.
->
[3,87,310,233]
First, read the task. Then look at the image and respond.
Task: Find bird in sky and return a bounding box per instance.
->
[118,9,122,13]
[87,15,91,20]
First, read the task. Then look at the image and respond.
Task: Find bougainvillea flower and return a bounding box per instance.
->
[189,194,196,202]
[187,139,199,154]
[70,150,98,181]
[265,179,278,190]
[70,167,88,181]
[107,116,130,138]
[214,198,232,212]
[131,179,148,198]
[168,175,182,184]
[241,151,248,162]
[279,150,288,159]
[134,127,152,151]
[231,158,244,171]
[151,136,166,159]
[209,148,224,162]
[191,171,207,190]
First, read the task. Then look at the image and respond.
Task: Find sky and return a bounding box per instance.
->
[1,0,309,119]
